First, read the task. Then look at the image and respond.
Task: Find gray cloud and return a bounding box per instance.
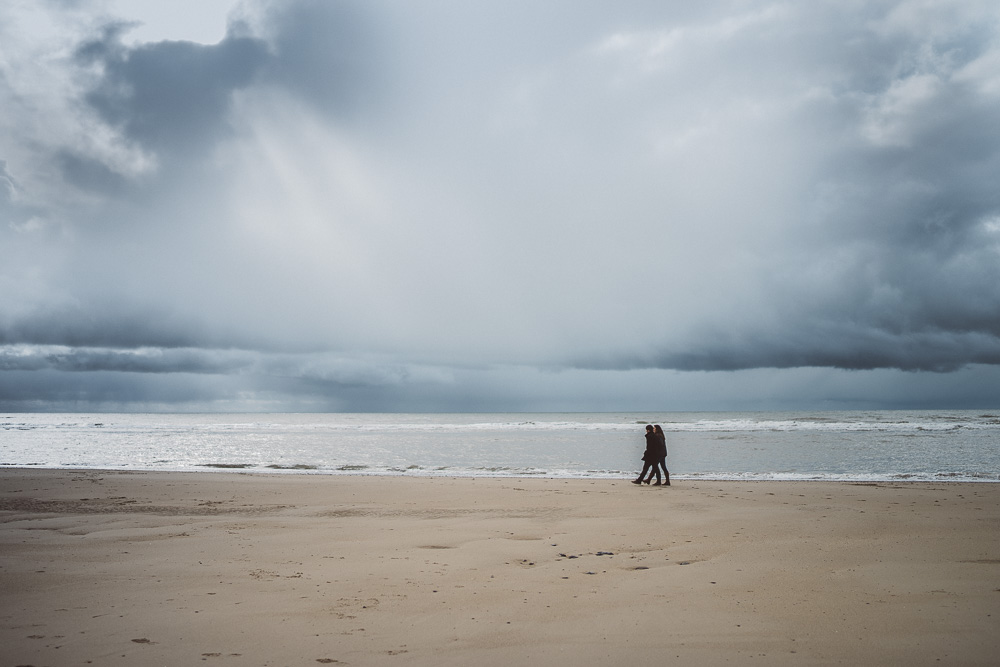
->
[0,345,254,374]
[645,329,1000,373]
[71,0,381,168]
[1,0,999,411]
[254,0,385,118]
[0,159,42,229]
[56,150,134,197]
[0,301,209,349]
[76,22,269,159]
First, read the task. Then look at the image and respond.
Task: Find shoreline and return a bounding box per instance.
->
[3,466,997,484]
[2,470,998,665]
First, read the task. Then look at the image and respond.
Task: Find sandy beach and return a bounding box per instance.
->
[1,470,998,666]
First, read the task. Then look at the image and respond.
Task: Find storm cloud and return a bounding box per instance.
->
[1,0,999,411]
[76,21,269,159]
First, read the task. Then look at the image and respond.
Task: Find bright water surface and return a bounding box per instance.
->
[2,411,998,482]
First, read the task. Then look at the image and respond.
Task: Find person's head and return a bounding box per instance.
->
[653,425,663,434]
[645,425,654,433]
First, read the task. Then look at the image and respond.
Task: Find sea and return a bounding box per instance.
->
[1,410,998,483]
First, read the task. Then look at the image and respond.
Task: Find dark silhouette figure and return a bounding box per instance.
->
[632,425,661,485]
[646,424,670,486]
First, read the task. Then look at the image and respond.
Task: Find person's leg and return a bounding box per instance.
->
[650,465,661,484]
[649,459,665,483]
[646,458,662,484]
[633,461,652,484]
[660,460,670,485]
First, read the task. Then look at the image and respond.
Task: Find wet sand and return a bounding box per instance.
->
[1,469,998,665]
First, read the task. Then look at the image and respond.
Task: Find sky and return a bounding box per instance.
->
[2,0,1000,412]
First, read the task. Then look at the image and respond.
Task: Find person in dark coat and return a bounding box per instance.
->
[632,425,662,485]
[646,424,670,486]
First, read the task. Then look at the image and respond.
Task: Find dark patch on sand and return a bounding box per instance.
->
[0,497,289,516]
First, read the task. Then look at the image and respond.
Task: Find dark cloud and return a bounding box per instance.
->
[57,150,133,197]
[0,346,254,374]
[0,368,246,411]
[0,302,207,349]
[77,24,269,158]
[256,0,384,118]
[73,1,381,166]
[644,328,1000,373]
[638,3,1000,375]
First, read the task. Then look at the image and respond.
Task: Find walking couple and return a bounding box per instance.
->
[632,424,670,486]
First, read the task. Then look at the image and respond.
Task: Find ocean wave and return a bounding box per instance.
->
[6,412,999,435]
[4,461,996,483]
